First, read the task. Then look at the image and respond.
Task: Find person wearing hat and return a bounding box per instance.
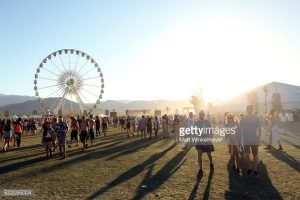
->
[195,110,214,175]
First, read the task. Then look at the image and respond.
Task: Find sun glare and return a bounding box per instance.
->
[123,16,299,102]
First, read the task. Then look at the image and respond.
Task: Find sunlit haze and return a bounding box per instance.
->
[1,1,300,103]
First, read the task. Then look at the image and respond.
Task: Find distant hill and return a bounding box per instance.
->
[3,82,298,116]
[0,97,193,116]
[0,94,36,107]
[0,97,81,115]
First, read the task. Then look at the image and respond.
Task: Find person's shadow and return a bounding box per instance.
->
[188,173,203,200]
[266,145,300,172]
[188,169,214,200]
[202,169,214,200]
[225,158,283,199]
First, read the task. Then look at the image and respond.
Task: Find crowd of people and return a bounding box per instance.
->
[1,118,24,151]
[0,105,295,176]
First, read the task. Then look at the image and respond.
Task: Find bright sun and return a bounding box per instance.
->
[116,17,299,102]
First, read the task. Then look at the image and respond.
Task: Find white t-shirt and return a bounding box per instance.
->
[287,112,294,122]
[279,113,286,123]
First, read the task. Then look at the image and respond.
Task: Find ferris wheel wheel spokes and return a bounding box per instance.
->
[34,49,104,115]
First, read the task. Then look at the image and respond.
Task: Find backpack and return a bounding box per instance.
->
[15,123,22,133]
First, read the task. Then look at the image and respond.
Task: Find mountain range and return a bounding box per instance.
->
[0,96,193,115]
[1,81,300,116]
[0,94,36,107]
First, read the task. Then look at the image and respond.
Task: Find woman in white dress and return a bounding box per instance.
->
[267,109,283,150]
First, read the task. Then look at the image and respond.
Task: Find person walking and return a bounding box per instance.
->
[147,116,153,139]
[138,116,147,138]
[266,109,283,150]
[88,114,96,148]
[95,116,101,137]
[173,115,181,143]
[195,110,214,176]
[153,116,160,138]
[240,105,261,177]
[225,114,241,176]
[162,115,169,138]
[102,117,108,137]
[54,116,69,158]
[3,119,12,152]
[42,118,54,158]
[14,118,23,147]
[69,117,79,148]
[79,116,89,151]
[126,117,133,137]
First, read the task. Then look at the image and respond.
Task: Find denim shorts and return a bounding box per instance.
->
[3,131,12,139]
[57,136,66,146]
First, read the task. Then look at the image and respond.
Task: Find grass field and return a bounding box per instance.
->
[1,124,300,200]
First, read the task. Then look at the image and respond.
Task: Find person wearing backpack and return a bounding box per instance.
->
[14,118,23,147]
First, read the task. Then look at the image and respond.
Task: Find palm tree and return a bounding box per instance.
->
[246,91,259,112]
[207,102,213,114]
[190,95,201,113]
[272,93,282,112]
[165,106,170,115]
[263,85,268,114]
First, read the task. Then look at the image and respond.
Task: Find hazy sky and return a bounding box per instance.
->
[1,0,300,103]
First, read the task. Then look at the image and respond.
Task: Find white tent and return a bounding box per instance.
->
[215,82,300,113]
[11,115,19,119]
[28,115,42,119]
[20,114,28,119]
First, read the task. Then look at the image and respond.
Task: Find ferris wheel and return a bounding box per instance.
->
[34,49,104,115]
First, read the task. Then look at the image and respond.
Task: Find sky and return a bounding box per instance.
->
[1,0,300,104]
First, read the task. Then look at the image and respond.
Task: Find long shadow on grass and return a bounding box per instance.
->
[0,139,130,186]
[225,159,282,200]
[106,137,160,160]
[266,146,300,172]
[5,144,42,152]
[1,136,161,185]
[86,143,177,200]
[188,173,203,200]
[187,166,214,200]
[280,137,300,150]
[1,135,122,163]
[0,156,50,175]
[202,169,214,200]
[0,135,127,175]
[1,151,46,163]
[132,146,190,200]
